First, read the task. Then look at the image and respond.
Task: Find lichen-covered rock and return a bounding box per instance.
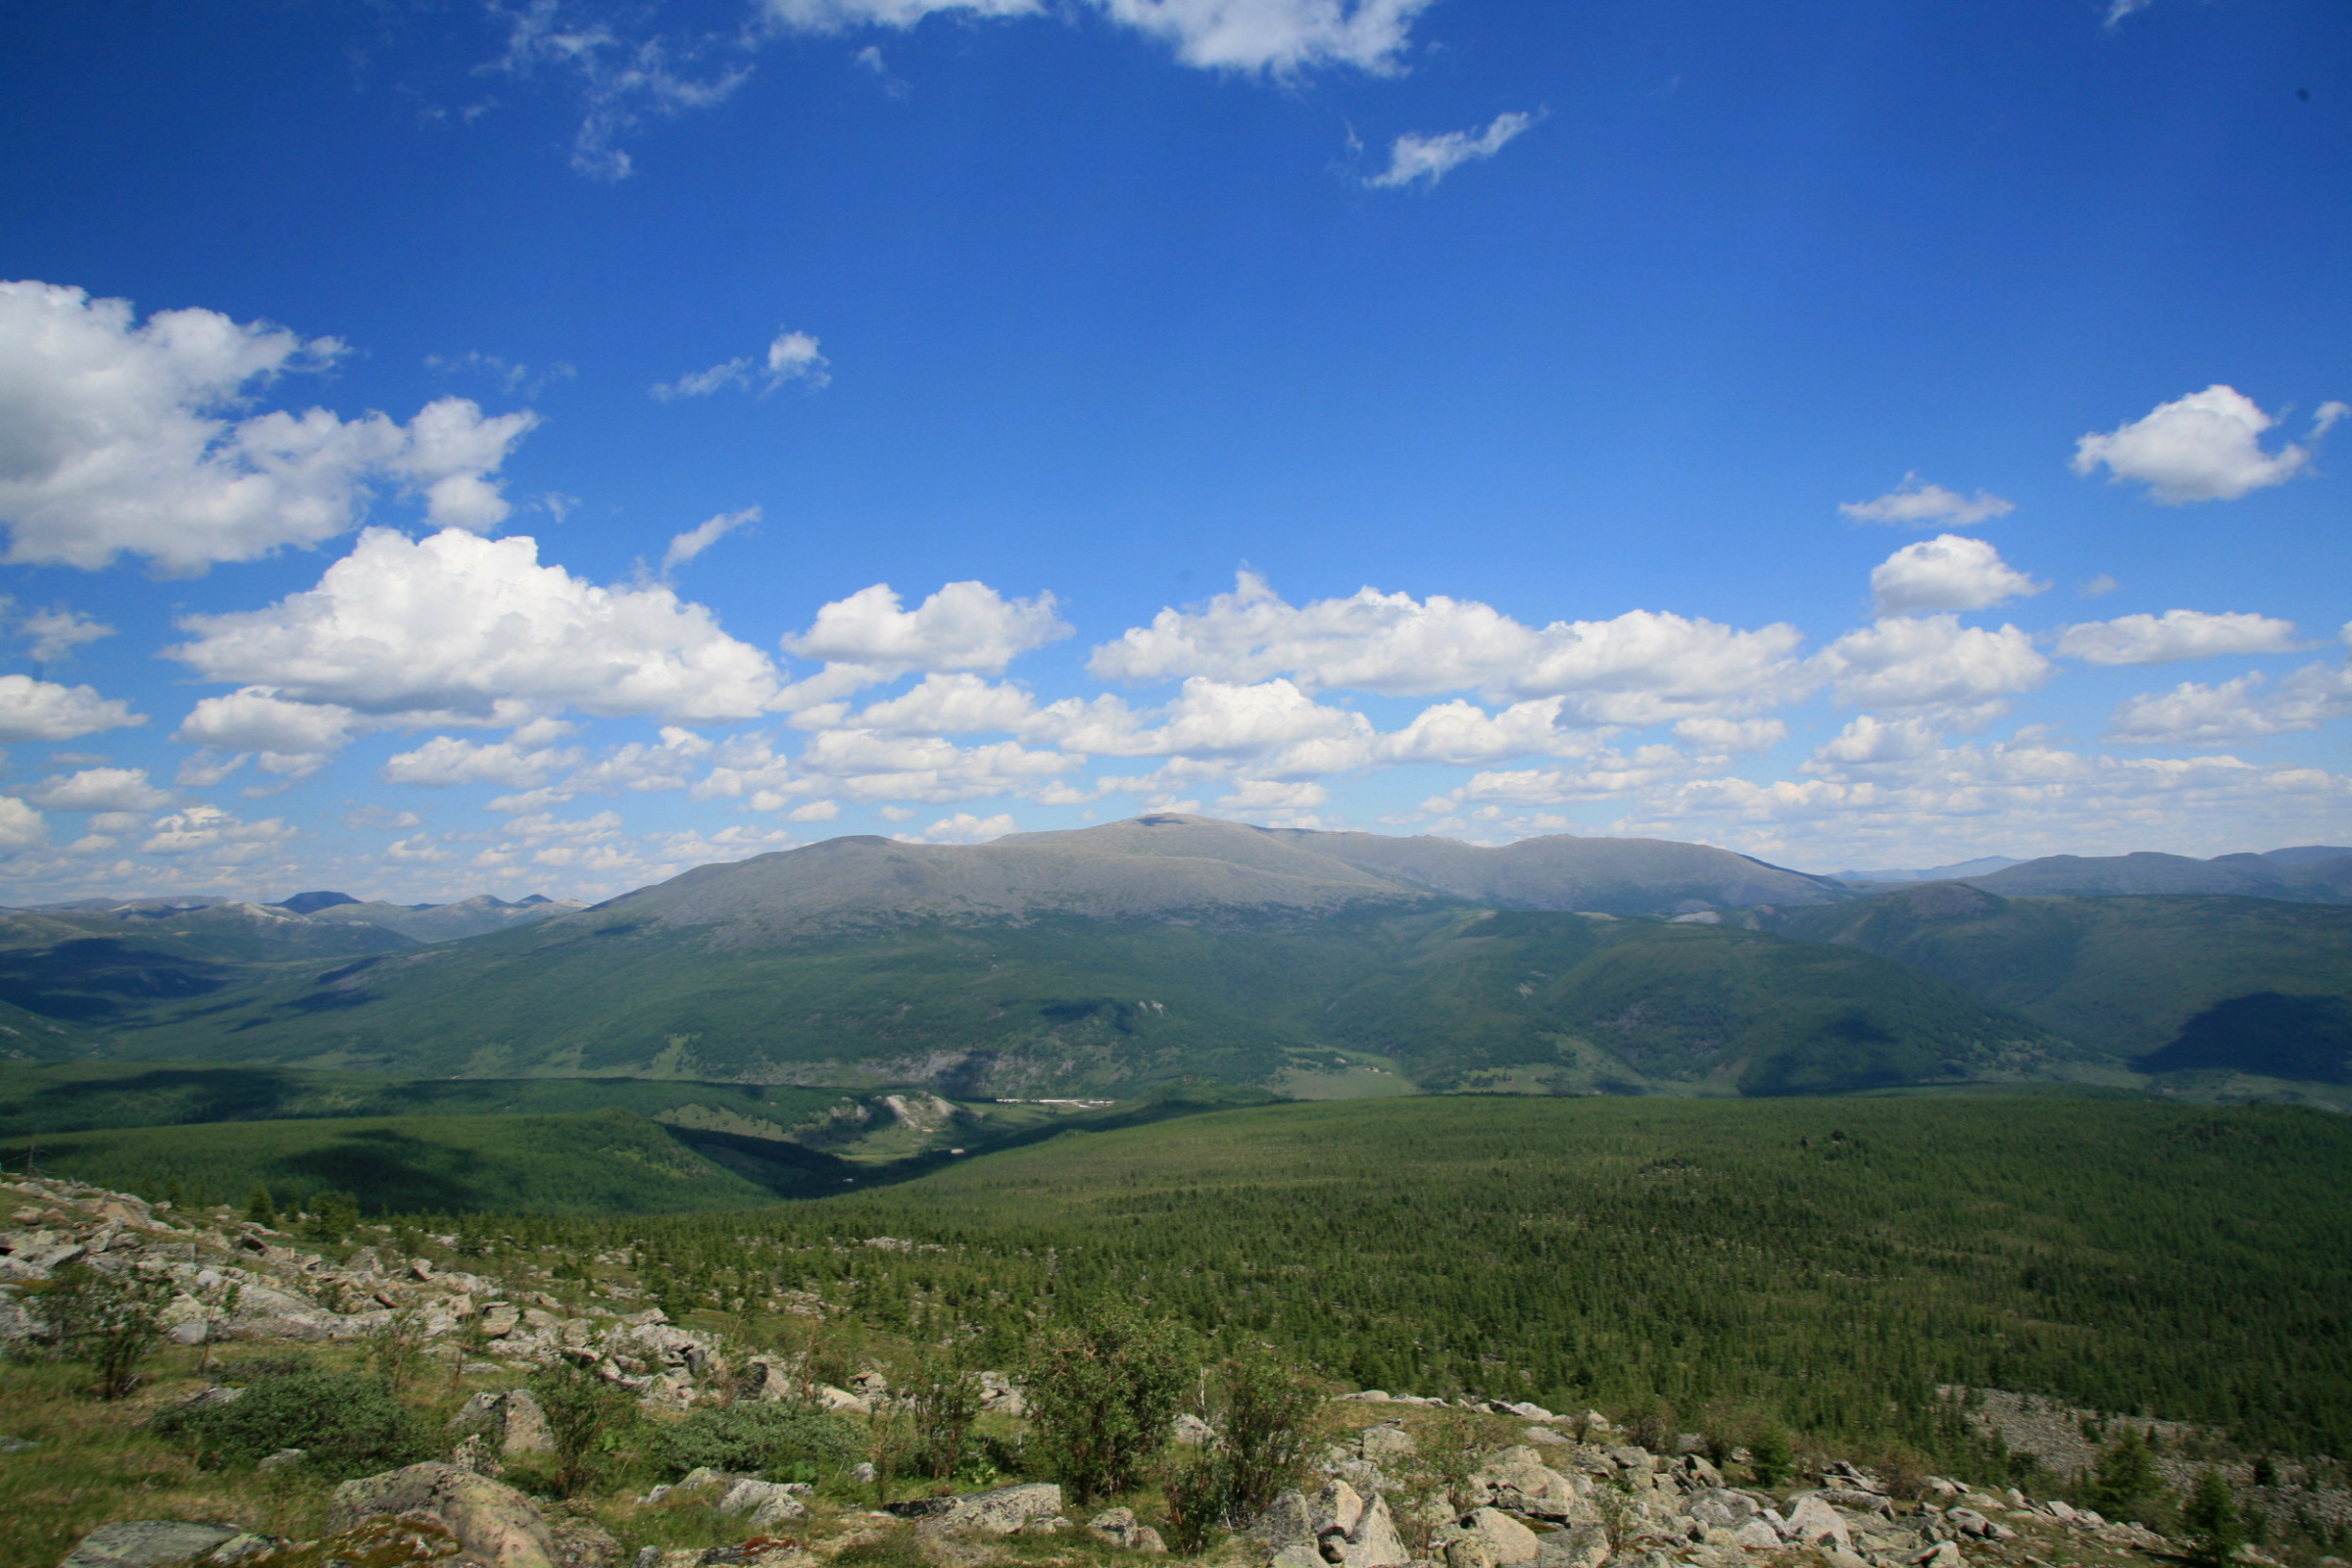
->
[326,1462,559,1568]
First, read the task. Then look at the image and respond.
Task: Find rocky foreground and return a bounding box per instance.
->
[4,1176,2343,1568]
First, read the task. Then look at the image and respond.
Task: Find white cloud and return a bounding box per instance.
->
[1371,698,1596,766]
[1672,715,1788,756]
[1814,614,2050,711]
[2103,659,2352,746]
[170,528,782,735]
[1615,734,2352,869]
[382,736,586,788]
[1432,743,1709,810]
[141,804,297,858]
[0,674,144,742]
[1090,572,1803,723]
[662,506,759,573]
[1214,778,1329,815]
[796,730,1078,803]
[0,281,536,571]
[1804,714,1944,769]
[844,672,1040,734]
[16,606,114,663]
[2054,610,2303,665]
[1366,111,1536,189]
[652,330,830,400]
[173,689,358,778]
[486,728,712,810]
[19,767,172,812]
[913,810,1017,843]
[0,797,45,851]
[1869,534,2046,616]
[1838,472,2015,529]
[760,0,1431,74]
[783,581,1070,679]
[2072,384,2335,503]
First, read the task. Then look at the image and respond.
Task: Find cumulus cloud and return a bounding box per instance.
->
[838,672,1041,735]
[0,281,537,571]
[652,330,830,400]
[2072,384,2337,503]
[18,767,172,812]
[2054,610,2303,665]
[141,804,296,858]
[1869,534,2046,617]
[0,674,144,742]
[1672,716,1788,756]
[760,0,1431,74]
[382,735,586,788]
[783,581,1070,682]
[1814,614,2050,711]
[1804,714,1944,769]
[912,810,1017,843]
[1090,572,1803,723]
[170,528,782,744]
[1838,473,2015,529]
[2103,659,2352,746]
[1366,111,1536,189]
[172,689,358,778]
[0,797,45,851]
[662,506,758,573]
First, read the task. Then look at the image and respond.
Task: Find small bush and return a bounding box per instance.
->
[40,1261,172,1398]
[1022,1303,1195,1504]
[649,1401,864,1482]
[529,1359,643,1495]
[158,1363,431,1478]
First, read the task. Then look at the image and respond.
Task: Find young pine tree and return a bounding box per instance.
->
[2086,1429,2170,1526]
[2180,1468,2244,1566]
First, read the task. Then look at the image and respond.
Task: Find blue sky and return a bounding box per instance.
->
[0,0,2346,903]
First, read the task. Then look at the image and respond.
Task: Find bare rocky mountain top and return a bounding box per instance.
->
[584,815,1853,947]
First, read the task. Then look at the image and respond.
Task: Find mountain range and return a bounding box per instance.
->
[0,816,2343,1104]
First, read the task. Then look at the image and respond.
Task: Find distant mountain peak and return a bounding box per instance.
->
[273,890,361,914]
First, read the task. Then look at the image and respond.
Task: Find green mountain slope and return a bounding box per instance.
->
[1774,883,2352,1062]
[0,1106,792,1215]
[85,902,2066,1098]
[796,1094,2352,1455]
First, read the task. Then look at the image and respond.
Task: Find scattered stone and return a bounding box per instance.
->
[1172,1411,1216,1445]
[882,1482,1064,1535]
[717,1479,808,1531]
[255,1448,306,1471]
[1087,1508,1168,1551]
[1459,1507,1542,1566]
[1534,1524,1609,1568]
[60,1522,239,1568]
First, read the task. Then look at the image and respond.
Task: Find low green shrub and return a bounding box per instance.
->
[156,1361,431,1479]
[649,1401,864,1482]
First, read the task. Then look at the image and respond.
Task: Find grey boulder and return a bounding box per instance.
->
[60,1523,237,1568]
